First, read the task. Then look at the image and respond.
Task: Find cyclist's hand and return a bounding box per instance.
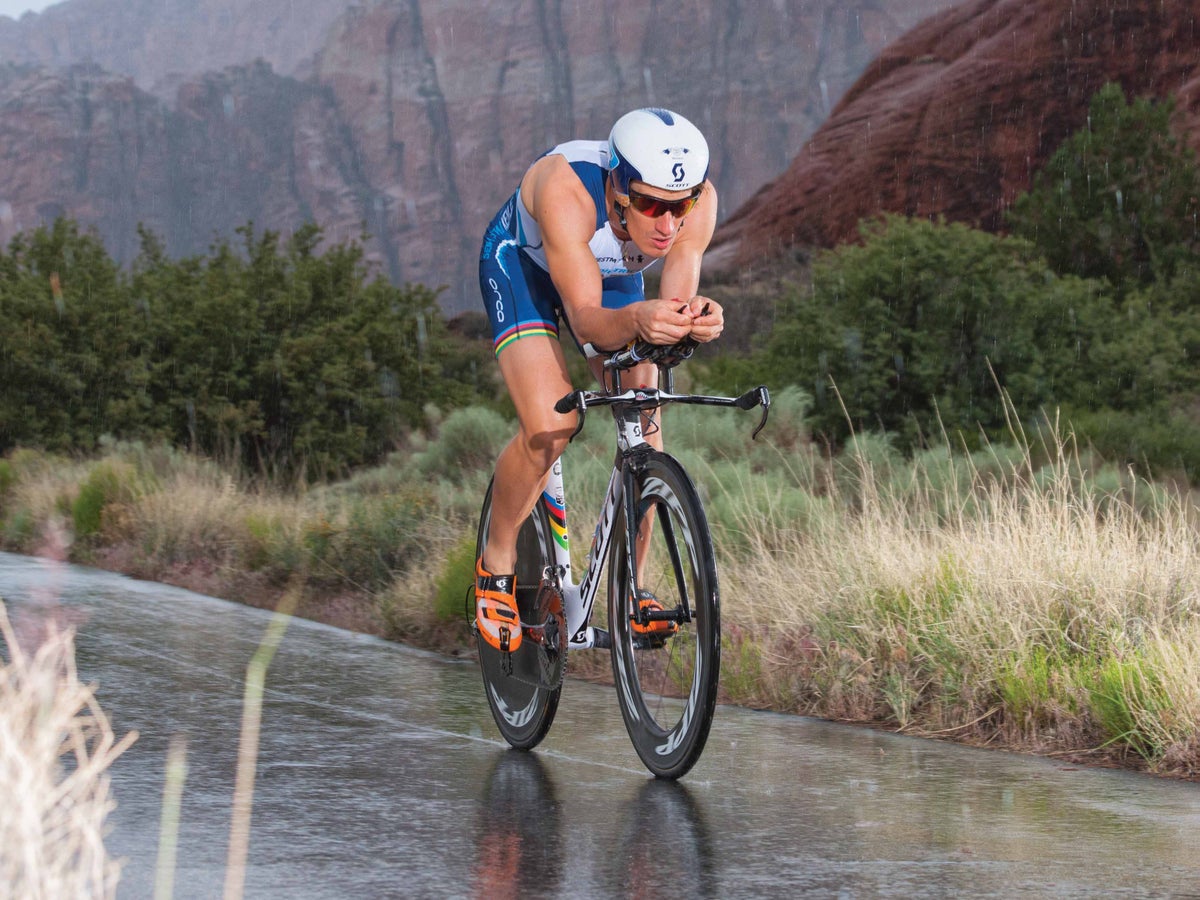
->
[633,298,697,346]
[683,296,723,343]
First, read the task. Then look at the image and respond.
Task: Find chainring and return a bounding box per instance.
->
[528,578,568,690]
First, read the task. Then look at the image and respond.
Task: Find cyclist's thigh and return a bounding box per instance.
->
[600,272,644,311]
[480,240,573,437]
[498,335,574,443]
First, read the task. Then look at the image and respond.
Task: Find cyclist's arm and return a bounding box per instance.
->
[657,182,723,344]
[528,158,695,349]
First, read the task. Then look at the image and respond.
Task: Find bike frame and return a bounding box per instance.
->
[541,400,646,650]
[476,336,768,772]
[539,369,769,650]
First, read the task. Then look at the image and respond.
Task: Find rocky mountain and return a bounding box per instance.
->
[0,62,372,264]
[0,0,356,96]
[0,0,960,313]
[707,0,1200,272]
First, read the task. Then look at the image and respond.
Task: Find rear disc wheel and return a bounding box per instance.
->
[476,479,563,749]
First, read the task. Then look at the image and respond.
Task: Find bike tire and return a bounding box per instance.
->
[475,477,563,750]
[608,451,720,779]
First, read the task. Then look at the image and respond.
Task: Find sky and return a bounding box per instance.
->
[0,0,58,18]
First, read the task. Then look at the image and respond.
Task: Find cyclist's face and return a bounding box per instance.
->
[617,181,700,258]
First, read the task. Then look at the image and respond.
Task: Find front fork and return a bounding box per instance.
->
[622,452,693,632]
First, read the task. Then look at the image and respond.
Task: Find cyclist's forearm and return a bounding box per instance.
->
[572,300,698,349]
[567,303,639,350]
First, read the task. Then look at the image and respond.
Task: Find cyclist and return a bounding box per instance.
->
[475,107,724,654]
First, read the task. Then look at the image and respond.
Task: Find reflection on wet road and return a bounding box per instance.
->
[2,552,1199,898]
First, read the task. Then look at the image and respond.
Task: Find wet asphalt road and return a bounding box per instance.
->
[2,551,1199,898]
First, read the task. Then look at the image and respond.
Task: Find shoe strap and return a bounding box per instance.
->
[478,572,516,596]
[476,557,515,597]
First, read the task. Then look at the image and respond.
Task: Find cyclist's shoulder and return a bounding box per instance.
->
[547,139,609,169]
[522,151,603,225]
[528,139,606,182]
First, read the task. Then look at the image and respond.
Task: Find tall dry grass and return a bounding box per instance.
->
[1,602,137,898]
[2,398,1198,775]
[719,427,1200,773]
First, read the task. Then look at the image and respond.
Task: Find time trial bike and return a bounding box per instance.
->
[474,337,770,779]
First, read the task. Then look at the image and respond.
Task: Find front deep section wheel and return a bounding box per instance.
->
[609,451,720,778]
[476,479,565,750]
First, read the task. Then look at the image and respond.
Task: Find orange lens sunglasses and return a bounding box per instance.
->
[627,186,702,219]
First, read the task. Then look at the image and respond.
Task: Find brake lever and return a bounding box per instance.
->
[555,390,588,442]
[752,388,771,440]
[734,385,772,440]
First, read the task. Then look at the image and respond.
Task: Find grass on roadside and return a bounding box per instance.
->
[1,393,1198,776]
[1,600,137,898]
[717,425,1200,774]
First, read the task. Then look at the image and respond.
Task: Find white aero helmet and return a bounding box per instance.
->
[607,108,710,196]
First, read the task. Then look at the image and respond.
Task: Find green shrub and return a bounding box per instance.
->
[1008,83,1200,291]
[997,644,1081,732]
[2,219,489,479]
[2,508,36,549]
[671,404,750,462]
[414,407,509,482]
[434,533,477,622]
[302,493,429,591]
[700,458,833,556]
[239,511,305,578]
[71,481,108,539]
[720,626,765,706]
[745,386,813,460]
[71,461,138,540]
[1066,406,1200,484]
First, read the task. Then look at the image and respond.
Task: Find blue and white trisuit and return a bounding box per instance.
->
[478,140,659,357]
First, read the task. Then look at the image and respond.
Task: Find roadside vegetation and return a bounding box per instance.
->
[2,396,1198,777]
[706,83,1200,481]
[2,79,1199,787]
[1,603,135,898]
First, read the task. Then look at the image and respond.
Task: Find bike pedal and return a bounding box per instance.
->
[591,627,612,650]
[632,631,675,650]
[499,628,513,676]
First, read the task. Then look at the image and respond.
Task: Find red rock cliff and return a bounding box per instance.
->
[709,0,1200,271]
[0,0,958,312]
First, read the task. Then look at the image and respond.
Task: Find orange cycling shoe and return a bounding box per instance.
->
[631,589,678,637]
[476,558,522,653]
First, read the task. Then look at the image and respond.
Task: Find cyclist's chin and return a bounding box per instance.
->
[630,235,675,258]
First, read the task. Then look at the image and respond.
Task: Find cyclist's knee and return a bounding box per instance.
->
[523,423,572,468]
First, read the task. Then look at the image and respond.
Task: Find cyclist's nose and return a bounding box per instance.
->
[653,212,677,236]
